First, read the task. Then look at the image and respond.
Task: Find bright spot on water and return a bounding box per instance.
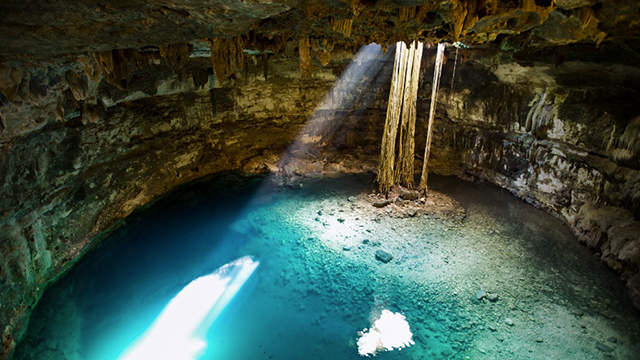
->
[117,256,259,360]
[357,309,414,357]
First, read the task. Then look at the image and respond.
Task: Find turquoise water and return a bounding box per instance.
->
[13,174,640,360]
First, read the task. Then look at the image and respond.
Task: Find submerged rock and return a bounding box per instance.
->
[375,250,393,263]
[373,200,391,208]
[476,290,487,301]
[596,341,613,352]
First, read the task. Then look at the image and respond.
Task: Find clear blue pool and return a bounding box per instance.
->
[13,173,640,360]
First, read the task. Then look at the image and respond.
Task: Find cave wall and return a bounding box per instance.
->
[1,43,640,358]
[425,46,640,310]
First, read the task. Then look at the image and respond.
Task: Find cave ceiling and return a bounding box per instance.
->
[1,0,639,59]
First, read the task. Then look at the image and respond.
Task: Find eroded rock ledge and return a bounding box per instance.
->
[1,43,639,358]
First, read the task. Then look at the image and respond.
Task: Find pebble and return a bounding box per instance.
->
[348,196,356,202]
[375,249,393,263]
[504,318,514,326]
[487,293,499,302]
[535,338,543,343]
[476,290,487,301]
[372,200,391,208]
[596,341,613,353]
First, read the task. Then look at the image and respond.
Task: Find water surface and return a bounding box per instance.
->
[14,173,640,360]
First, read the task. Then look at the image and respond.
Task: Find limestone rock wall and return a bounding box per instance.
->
[426,47,640,309]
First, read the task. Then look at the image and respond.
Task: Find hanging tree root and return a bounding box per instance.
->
[377,41,424,195]
[418,43,445,196]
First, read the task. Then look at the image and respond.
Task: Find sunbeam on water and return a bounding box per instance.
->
[117,256,259,360]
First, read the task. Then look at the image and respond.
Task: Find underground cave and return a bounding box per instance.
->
[1,1,640,360]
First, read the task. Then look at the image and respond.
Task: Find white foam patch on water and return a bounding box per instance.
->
[357,309,414,356]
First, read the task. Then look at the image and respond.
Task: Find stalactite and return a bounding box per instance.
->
[93,43,194,88]
[78,55,102,84]
[93,49,130,89]
[399,5,432,22]
[311,39,333,67]
[299,37,312,79]
[419,43,445,195]
[578,7,607,47]
[331,19,353,38]
[451,0,470,40]
[158,43,191,69]
[191,68,209,89]
[399,7,415,22]
[81,105,99,125]
[316,50,331,66]
[209,36,245,81]
[65,71,89,101]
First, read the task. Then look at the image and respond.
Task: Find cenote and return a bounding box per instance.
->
[3,4,640,359]
[13,173,640,360]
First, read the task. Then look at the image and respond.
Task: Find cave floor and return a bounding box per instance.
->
[14,174,640,360]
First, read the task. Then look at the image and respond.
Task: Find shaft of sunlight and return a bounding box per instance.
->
[277,43,387,171]
[116,256,259,360]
